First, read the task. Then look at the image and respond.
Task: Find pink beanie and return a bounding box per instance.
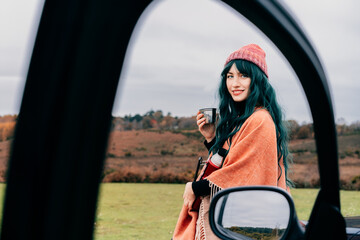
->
[224,44,268,78]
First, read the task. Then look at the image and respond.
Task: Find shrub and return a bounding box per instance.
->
[339,176,360,190]
[160,150,173,155]
[297,126,311,139]
[160,162,169,168]
[291,177,320,188]
[291,149,307,154]
[180,131,203,140]
[102,168,192,184]
[107,153,117,158]
[351,175,360,184]
[355,150,360,158]
[344,149,354,157]
[0,122,16,141]
[135,147,147,152]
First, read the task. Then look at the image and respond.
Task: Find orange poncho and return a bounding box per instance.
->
[173,109,287,240]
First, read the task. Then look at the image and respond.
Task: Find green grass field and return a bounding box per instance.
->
[0,183,358,239]
[94,183,184,240]
[94,184,360,240]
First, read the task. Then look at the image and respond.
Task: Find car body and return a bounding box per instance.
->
[0,1,358,240]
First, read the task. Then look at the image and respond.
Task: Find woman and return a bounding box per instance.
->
[173,44,292,240]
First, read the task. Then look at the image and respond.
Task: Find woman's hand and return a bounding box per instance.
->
[196,111,215,142]
[183,182,196,209]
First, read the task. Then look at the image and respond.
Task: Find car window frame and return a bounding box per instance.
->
[0,1,346,239]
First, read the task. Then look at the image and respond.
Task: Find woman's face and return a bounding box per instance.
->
[226,63,251,102]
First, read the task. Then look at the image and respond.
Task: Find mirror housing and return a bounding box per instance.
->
[209,186,305,240]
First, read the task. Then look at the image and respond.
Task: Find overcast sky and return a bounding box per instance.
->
[1,0,359,124]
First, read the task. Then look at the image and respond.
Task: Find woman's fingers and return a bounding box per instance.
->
[198,121,206,130]
[197,117,206,127]
[187,200,192,209]
[183,198,191,209]
[197,112,215,140]
[185,198,194,209]
[183,182,195,208]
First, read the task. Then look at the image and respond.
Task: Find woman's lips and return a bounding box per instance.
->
[232,90,244,96]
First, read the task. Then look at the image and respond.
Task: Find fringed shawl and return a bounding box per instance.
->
[206,108,287,191]
[173,109,287,240]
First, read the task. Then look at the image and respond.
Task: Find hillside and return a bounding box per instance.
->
[0,130,359,189]
[0,140,10,182]
[102,130,360,188]
[103,130,208,183]
[288,134,360,189]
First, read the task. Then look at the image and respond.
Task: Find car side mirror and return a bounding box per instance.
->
[209,186,305,240]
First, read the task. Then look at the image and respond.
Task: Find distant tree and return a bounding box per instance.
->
[349,121,360,134]
[177,117,197,130]
[142,116,153,129]
[0,114,17,123]
[123,122,133,131]
[130,120,142,130]
[336,118,350,135]
[124,115,131,121]
[297,125,311,139]
[131,114,143,123]
[153,110,163,122]
[286,120,300,140]
[145,110,154,117]
[159,116,175,130]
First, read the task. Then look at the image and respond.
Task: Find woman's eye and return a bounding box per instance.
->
[240,74,249,78]
[227,75,233,79]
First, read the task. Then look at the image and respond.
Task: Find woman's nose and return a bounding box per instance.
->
[232,77,242,87]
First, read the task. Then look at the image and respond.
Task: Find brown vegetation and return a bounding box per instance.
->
[288,135,360,190]
[0,112,359,189]
[0,115,16,142]
[102,129,207,184]
[101,130,360,189]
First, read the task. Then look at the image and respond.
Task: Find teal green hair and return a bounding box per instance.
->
[210,59,293,187]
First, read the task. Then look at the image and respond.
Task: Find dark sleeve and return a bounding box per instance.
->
[192,179,211,197]
[204,138,216,151]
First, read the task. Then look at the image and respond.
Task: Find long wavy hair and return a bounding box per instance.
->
[210,59,292,186]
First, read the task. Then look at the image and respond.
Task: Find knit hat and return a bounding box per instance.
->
[224,44,268,78]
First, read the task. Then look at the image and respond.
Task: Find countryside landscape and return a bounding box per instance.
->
[1,111,359,239]
[1,110,360,189]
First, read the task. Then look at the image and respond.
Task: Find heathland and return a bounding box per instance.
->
[0,112,359,239]
[0,112,360,189]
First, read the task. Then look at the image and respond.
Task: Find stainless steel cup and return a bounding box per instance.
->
[199,108,217,124]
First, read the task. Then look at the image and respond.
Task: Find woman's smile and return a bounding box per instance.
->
[232,89,245,96]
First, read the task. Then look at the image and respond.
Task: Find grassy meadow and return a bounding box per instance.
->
[0,183,358,239]
[94,183,359,240]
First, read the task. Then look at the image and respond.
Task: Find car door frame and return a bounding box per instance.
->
[1,0,346,239]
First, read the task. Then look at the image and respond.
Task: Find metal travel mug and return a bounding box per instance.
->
[199,108,217,124]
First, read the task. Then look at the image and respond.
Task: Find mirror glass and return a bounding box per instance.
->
[213,190,290,240]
